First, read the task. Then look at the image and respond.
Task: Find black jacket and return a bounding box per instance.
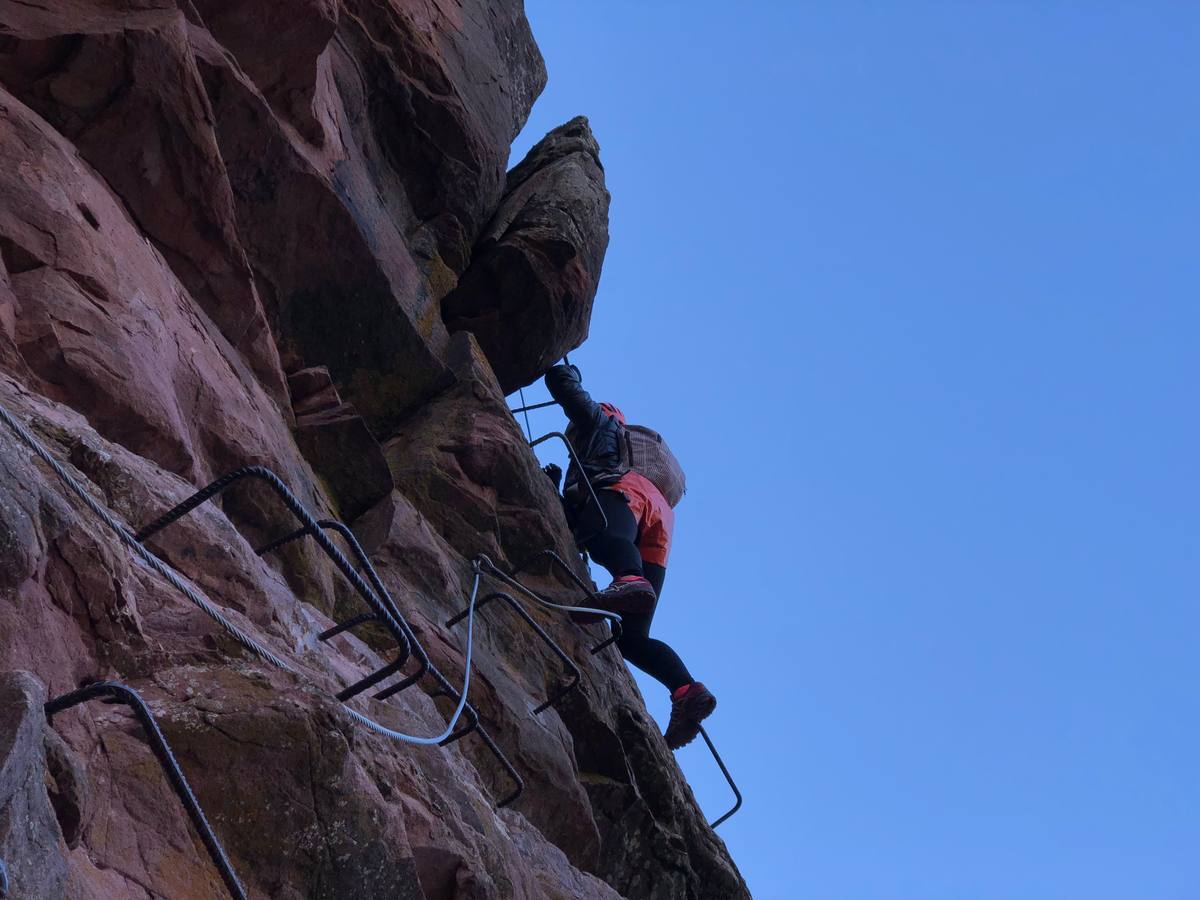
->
[544,364,625,503]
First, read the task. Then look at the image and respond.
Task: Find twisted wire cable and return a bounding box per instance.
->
[0,398,482,747]
[0,401,293,673]
[473,553,624,624]
[341,570,480,745]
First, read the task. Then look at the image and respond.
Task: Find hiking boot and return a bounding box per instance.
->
[663,682,717,750]
[591,575,656,615]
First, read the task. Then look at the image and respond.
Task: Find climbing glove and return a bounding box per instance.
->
[542,463,563,490]
[545,363,582,384]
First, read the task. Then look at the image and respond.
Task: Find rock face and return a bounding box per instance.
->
[0,673,68,899]
[0,2,745,898]
[443,117,611,392]
[289,366,394,521]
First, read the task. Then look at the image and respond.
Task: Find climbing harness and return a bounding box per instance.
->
[44,682,247,900]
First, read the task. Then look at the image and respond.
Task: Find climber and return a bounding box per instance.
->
[542,363,715,750]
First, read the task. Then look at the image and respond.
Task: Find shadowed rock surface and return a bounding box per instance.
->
[0,2,747,897]
[289,366,394,521]
[443,116,611,392]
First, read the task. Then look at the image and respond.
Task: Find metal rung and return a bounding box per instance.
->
[509,398,558,415]
[135,466,524,809]
[697,725,743,828]
[475,553,621,654]
[372,663,426,701]
[45,682,247,899]
[503,548,743,827]
[254,525,312,556]
[447,591,581,715]
[336,657,406,701]
[528,431,607,545]
[475,726,523,807]
[423,680,481,747]
[318,612,376,642]
[137,468,411,666]
[509,548,620,654]
[261,518,419,697]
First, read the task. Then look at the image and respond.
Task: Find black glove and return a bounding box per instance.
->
[545,363,582,385]
[542,463,562,490]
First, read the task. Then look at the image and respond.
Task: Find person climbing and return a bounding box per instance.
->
[542,362,715,750]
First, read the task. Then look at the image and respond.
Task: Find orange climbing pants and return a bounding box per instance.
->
[610,470,675,567]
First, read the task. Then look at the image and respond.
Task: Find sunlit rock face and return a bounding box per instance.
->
[0,2,745,897]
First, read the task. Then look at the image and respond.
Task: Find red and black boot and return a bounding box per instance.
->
[593,575,657,615]
[663,682,717,750]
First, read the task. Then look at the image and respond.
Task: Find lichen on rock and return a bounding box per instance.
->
[0,2,747,898]
[443,116,612,393]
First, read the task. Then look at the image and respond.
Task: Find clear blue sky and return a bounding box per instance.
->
[509,4,1199,898]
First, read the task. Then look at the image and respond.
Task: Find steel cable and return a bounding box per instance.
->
[0,398,482,747]
[340,570,480,745]
[0,401,294,673]
[1,395,736,828]
[473,553,624,624]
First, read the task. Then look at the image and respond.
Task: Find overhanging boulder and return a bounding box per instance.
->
[442,117,611,392]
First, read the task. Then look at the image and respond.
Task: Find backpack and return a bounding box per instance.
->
[620,423,687,507]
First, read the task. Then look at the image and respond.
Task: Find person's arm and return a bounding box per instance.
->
[544,364,601,430]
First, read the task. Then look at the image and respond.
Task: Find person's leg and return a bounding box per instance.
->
[615,563,695,692]
[582,490,642,578]
[642,562,666,598]
[641,564,716,751]
[579,490,657,616]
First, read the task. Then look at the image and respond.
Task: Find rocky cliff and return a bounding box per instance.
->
[0,2,747,898]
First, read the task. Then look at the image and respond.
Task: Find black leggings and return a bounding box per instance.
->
[582,490,694,692]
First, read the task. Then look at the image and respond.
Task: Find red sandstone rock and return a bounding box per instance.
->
[0,7,291,409]
[187,17,453,433]
[0,673,67,899]
[333,0,547,275]
[443,117,611,392]
[191,0,339,141]
[382,332,580,569]
[289,366,395,522]
[0,86,307,489]
[0,2,748,896]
